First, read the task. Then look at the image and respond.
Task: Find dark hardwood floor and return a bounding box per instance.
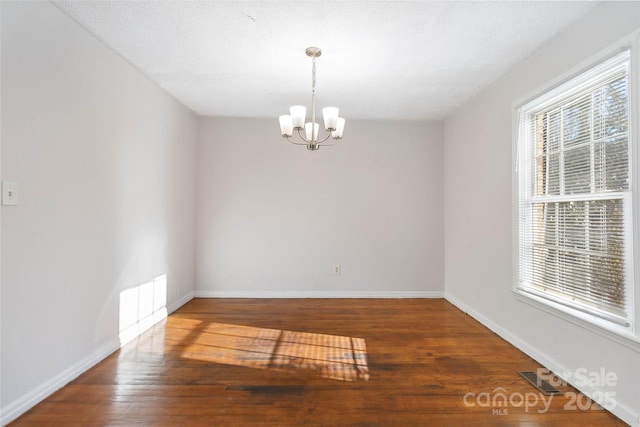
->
[10,298,626,426]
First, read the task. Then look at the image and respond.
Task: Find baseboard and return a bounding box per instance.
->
[0,339,120,426]
[444,292,639,427]
[194,290,444,299]
[168,290,195,313]
[1,289,196,427]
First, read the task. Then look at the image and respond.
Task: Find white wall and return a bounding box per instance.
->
[444,2,640,426]
[196,118,443,297]
[0,2,197,423]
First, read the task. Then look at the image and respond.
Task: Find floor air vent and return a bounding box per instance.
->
[517,371,562,395]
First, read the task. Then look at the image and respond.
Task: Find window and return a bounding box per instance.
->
[516,50,634,328]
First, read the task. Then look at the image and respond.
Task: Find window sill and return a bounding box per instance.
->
[513,288,640,353]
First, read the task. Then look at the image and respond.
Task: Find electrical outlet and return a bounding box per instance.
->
[333,264,341,275]
[2,182,18,206]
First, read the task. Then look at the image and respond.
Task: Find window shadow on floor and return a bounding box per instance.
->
[166,317,370,382]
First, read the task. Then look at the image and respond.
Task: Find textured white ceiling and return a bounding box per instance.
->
[53,1,598,121]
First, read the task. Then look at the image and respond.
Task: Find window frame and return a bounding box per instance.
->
[513,37,640,346]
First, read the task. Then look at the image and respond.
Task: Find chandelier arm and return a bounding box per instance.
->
[285,137,308,146]
[296,127,310,143]
[289,141,309,146]
[316,131,333,143]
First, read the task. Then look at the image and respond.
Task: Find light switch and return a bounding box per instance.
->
[2,182,18,206]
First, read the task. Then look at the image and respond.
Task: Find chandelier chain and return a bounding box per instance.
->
[312,56,317,95]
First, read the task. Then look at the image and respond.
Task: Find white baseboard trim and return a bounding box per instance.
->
[1,289,196,427]
[0,339,120,426]
[168,291,195,313]
[194,290,444,299]
[444,292,639,427]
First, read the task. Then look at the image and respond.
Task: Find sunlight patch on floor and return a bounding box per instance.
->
[181,322,370,382]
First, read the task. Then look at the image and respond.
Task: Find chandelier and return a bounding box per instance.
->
[278,47,345,151]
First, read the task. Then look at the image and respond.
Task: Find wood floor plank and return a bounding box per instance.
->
[9,298,626,426]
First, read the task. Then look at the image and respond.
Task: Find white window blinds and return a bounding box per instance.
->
[516,50,633,326]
